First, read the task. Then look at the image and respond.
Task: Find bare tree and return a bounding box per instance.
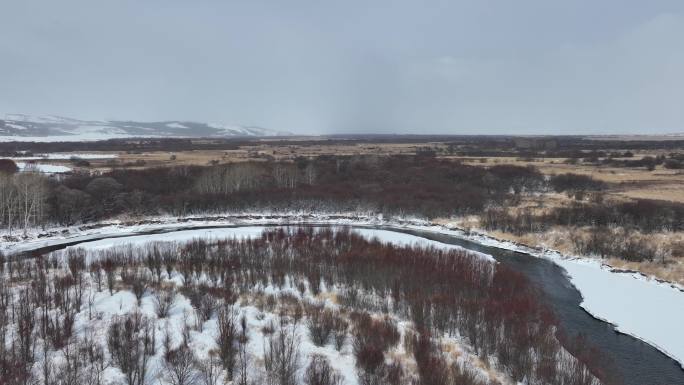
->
[273,164,297,189]
[195,350,221,385]
[225,163,262,192]
[57,340,86,385]
[89,262,103,292]
[303,163,317,185]
[121,268,149,305]
[101,258,117,295]
[163,343,199,385]
[195,163,262,195]
[195,167,224,195]
[154,288,176,318]
[81,327,108,385]
[263,321,301,385]
[236,314,251,385]
[107,313,154,385]
[304,355,343,385]
[306,304,336,347]
[216,306,238,380]
[0,174,19,235]
[14,172,48,235]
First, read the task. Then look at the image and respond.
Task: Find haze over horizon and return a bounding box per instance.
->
[1,0,683,136]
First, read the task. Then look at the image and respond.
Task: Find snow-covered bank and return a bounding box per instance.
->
[2,212,683,368]
[0,213,451,255]
[66,226,493,264]
[556,258,684,369]
[443,226,684,369]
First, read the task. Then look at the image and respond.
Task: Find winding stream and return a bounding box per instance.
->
[14,223,684,385]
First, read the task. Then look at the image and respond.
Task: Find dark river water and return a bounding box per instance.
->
[19,223,684,385]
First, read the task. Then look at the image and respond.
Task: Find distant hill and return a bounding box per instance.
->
[0,114,290,141]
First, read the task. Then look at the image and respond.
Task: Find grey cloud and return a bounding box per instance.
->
[1,0,683,134]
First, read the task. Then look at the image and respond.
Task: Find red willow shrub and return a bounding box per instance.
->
[7,227,613,385]
[103,227,609,384]
[261,228,614,384]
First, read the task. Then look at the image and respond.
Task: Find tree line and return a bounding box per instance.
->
[0,171,48,235]
[1,155,547,229]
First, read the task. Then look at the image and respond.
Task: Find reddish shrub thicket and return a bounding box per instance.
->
[0,227,615,385]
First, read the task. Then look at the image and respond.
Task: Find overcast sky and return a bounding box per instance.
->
[1,0,683,135]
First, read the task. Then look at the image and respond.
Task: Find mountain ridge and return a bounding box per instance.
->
[0,114,290,140]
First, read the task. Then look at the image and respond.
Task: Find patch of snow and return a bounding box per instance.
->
[15,162,72,173]
[352,228,494,261]
[72,226,268,250]
[208,122,287,136]
[4,113,78,124]
[69,226,489,261]
[64,124,127,135]
[0,133,158,142]
[208,122,252,136]
[6,122,27,130]
[166,122,188,129]
[7,153,118,160]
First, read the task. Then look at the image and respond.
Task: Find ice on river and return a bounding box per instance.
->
[69,226,493,262]
[556,258,684,368]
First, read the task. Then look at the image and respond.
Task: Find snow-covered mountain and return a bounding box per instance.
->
[0,114,289,141]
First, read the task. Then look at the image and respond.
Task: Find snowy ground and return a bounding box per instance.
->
[2,212,683,368]
[6,153,118,160]
[66,262,369,385]
[16,161,72,173]
[0,133,160,142]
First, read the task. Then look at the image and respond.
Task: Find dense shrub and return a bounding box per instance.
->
[0,226,615,385]
[0,158,19,174]
[107,312,155,385]
[304,355,343,385]
[664,159,683,169]
[549,173,605,193]
[2,155,549,229]
[305,303,337,347]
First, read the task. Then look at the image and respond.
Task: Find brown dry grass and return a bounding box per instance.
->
[63,142,438,172]
[444,216,684,285]
[315,291,340,305]
[496,229,683,285]
[455,154,684,203]
[607,258,684,285]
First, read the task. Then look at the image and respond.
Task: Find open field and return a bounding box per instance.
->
[9,135,682,203]
[454,155,684,203]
